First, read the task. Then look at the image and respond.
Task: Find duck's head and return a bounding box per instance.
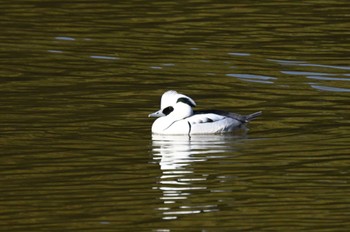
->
[149,90,196,118]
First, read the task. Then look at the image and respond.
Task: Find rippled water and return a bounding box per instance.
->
[1,0,350,231]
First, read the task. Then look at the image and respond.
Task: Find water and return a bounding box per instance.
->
[1,0,350,231]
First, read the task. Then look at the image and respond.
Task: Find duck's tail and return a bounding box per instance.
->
[245,111,262,122]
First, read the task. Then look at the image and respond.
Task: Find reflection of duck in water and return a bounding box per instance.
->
[152,134,240,170]
[151,134,247,220]
[149,90,261,135]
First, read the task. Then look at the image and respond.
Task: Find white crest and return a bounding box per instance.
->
[160,90,196,109]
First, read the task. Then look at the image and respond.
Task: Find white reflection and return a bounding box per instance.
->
[153,134,235,170]
[152,133,245,220]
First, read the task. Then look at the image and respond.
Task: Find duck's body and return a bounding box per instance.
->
[149,90,261,135]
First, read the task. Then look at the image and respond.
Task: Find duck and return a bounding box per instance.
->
[149,90,261,135]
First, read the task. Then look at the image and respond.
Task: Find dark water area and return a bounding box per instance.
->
[1,0,350,231]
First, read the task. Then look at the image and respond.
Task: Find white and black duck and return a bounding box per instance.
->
[149,90,261,135]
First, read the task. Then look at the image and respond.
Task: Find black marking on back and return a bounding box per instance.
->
[187,121,192,134]
[162,106,174,115]
[177,97,196,107]
[194,110,246,123]
[193,110,261,123]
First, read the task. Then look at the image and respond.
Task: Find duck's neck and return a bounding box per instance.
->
[153,102,193,132]
[172,102,193,120]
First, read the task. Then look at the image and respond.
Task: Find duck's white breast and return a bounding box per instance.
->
[152,119,190,134]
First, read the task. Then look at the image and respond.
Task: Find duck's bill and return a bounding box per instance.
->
[148,109,165,118]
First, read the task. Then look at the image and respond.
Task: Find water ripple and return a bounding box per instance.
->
[228,52,251,57]
[281,71,335,76]
[306,76,350,82]
[90,55,119,60]
[55,36,76,41]
[309,84,350,93]
[226,73,277,84]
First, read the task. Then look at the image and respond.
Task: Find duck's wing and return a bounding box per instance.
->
[186,113,243,134]
[194,110,262,123]
[193,110,246,122]
[187,113,226,124]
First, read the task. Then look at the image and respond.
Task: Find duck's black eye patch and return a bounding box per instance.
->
[177,97,196,107]
[162,106,174,115]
